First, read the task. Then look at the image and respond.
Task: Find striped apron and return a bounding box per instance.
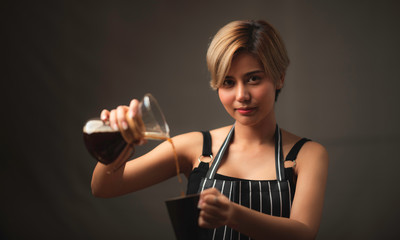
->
[197,125,295,240]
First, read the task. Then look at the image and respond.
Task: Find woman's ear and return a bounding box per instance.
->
[277,74,285,90]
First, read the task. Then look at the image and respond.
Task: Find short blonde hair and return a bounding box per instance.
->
[207,20,289,93]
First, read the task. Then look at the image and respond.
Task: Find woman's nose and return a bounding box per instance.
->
[236,83,250,102]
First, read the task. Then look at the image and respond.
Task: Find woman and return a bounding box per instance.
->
[91,20,328,240]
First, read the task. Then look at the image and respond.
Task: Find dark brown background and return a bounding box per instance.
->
[2,0,400,239]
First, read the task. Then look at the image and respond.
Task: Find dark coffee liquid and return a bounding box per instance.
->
[83,131,127,164]
[83,126,184,195]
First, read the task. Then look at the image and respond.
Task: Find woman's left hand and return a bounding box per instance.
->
[198,188,233,229]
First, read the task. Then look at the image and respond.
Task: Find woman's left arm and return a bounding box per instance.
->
[198,142,329,240]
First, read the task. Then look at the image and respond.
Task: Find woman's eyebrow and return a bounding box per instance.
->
[244,70,264,77]
[225,70,264,79]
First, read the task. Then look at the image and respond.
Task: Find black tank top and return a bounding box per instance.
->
[186,125,310,240]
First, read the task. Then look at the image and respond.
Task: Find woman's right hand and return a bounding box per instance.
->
[100,99,146,145]
[96,99,145,174]
[92,98,199,197]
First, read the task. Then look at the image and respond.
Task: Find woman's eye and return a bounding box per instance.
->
[248,75,261,83]
[222,79,235,87]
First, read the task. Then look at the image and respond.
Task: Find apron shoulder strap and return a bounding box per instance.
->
[201,131,213,157]
[285,138,311,161]
[206,125,235,179]
[275,125,286,181]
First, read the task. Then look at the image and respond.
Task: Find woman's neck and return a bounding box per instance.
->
[233,117,277,146]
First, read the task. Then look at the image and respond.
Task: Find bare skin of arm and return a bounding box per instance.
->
[198,141,329,240]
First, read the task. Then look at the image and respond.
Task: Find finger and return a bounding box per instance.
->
[198,210,225,229]
[117,105,135,144]
[214,195,220,205]
[201,187,221,196]
[116,106,129,131]
[201,197,227,217]
[200,209,223,223]
[198,216,215,229]
[199,188,224,207]
[204,194,221,206]
[109,109,118,131]
[127,99,145,144]
[198,216,214,229]
[128,99,140,119]
[198,191,212,208]
[100,109,110,122]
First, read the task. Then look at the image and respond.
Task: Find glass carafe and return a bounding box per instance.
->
[83,93,170,165]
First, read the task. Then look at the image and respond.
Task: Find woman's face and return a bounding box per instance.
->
[218,51,282,127]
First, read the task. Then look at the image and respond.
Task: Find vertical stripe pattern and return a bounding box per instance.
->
[198,177,294,239]
[197,125,296,239]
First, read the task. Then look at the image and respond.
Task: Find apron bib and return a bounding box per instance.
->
[197,125,294,240]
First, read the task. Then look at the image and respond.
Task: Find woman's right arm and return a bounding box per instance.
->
[90,99,201,198]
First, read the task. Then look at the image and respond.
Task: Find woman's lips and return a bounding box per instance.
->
[236,107,256,115]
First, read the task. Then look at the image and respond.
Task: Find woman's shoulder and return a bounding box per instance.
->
[171,125,229,146]
[172,125,232,143]
[281,128,328,162]
[281,129,328,177]
[171,131,203,152]
[171,125,233,154]
[281,128,325,147]
[170,126,232,169]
